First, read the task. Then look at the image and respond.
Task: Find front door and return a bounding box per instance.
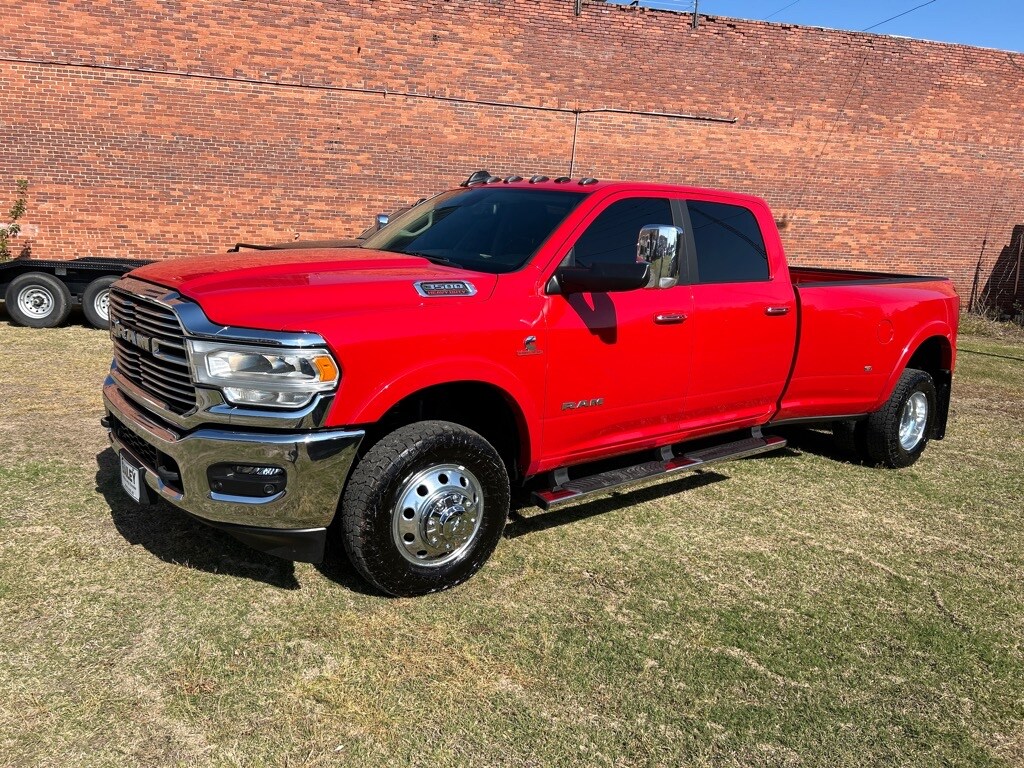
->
[542,194,693,466]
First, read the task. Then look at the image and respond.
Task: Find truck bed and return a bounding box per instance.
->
[772,267,958,424]
[790,265,949,286]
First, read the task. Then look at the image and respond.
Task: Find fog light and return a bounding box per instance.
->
[207,464,286,498]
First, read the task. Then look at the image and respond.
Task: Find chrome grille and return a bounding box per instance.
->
[108,289,197,415]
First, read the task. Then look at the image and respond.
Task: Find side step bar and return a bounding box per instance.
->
[533,431,787,511]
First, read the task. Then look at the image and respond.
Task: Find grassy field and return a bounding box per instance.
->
[1,310,1022,767]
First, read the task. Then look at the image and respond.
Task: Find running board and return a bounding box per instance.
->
[533,433,787,511]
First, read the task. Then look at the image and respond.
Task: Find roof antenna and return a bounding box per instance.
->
[692,0,699,29]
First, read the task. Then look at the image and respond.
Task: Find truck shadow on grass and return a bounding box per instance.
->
[96,447,303,589]
[505,470,730,539]
[773,426,869,466]
[504,430,865,539]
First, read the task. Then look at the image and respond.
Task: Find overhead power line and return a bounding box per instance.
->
[862,0,940,32]
[765,1,802,20]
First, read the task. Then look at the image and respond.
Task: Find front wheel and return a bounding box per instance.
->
[863,368,936,468]
[338,421,510,596]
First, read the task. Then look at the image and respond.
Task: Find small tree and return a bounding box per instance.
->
[0,179,29,262]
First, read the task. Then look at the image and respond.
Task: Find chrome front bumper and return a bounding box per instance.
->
[102,376,364,562]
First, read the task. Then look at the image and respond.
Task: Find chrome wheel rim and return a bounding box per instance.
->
[392,463,484,567]
[94,289,110,322]
[899,391,928,451]
[16,285,55,318]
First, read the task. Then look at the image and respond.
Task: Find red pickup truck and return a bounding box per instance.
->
[102,173,959,596]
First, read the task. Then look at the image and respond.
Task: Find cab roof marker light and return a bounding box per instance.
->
[579,177,599,185]
[554,176,572,183]
[529,175,549,183]
[461,169,492,187]
[503,175,524,183]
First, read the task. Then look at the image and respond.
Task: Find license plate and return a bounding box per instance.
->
[120,452,143,503]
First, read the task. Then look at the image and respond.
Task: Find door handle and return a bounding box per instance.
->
[654,312,687,325]
[764,306,791,316]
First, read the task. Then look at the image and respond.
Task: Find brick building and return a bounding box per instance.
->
[2,0,1022,307]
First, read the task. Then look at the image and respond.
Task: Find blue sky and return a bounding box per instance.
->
[617,0,1023,53]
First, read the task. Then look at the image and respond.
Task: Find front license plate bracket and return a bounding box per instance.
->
[120,452,153,505]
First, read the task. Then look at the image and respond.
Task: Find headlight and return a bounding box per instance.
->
[187,340,340,409]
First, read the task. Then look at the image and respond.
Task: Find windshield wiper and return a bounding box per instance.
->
[404,251,465,270]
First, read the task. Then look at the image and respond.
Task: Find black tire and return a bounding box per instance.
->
[4,272,72,328]
[338,420,510,597]
[863,368,936,468]
[83,276,118,329]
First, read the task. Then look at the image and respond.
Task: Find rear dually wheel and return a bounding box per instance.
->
[863,368,936,468]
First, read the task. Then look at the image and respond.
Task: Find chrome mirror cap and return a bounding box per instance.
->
[637,224,683,289]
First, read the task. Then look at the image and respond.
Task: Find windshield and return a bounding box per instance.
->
[361,187,587,274]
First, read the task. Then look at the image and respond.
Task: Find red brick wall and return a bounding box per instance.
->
[3,0,1023,304]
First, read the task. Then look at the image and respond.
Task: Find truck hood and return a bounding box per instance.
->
[129,248,498,330]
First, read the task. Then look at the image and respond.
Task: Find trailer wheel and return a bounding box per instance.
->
[83,276,119,329]
[5,272,72,328]
[863,368,936,468]
[337,420,509,596]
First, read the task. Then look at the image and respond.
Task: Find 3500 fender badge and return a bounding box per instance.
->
[414,280,477,297]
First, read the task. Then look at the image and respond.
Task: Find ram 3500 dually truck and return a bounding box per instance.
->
[102,174,959,596]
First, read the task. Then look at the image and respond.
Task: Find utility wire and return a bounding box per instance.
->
[862,0,940,32]
[765,1,802,20]
[793,46,870,210]
[636,0,692,9]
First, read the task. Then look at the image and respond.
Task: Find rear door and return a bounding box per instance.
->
[542,193,693,465]
[682,197,797,430]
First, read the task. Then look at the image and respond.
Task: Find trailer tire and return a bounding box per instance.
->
[863,368,936,468]
[5,272,72,328]
[83,276,118,329]
[337,420,509,597]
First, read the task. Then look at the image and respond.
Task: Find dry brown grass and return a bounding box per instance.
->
[959,311,1024,343]
[1,311,1022,767]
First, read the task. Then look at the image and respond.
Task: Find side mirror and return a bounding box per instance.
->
[637,224,683,289]
[375,213,390,230]
[551,262,651,294]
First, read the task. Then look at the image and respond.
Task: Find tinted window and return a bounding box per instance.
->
[688,201,769,283]
[572,197,673,267]
[361,187,586,274]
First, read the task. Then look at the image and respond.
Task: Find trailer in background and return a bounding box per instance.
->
[0,256,152,328]
[1,204,411,329]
